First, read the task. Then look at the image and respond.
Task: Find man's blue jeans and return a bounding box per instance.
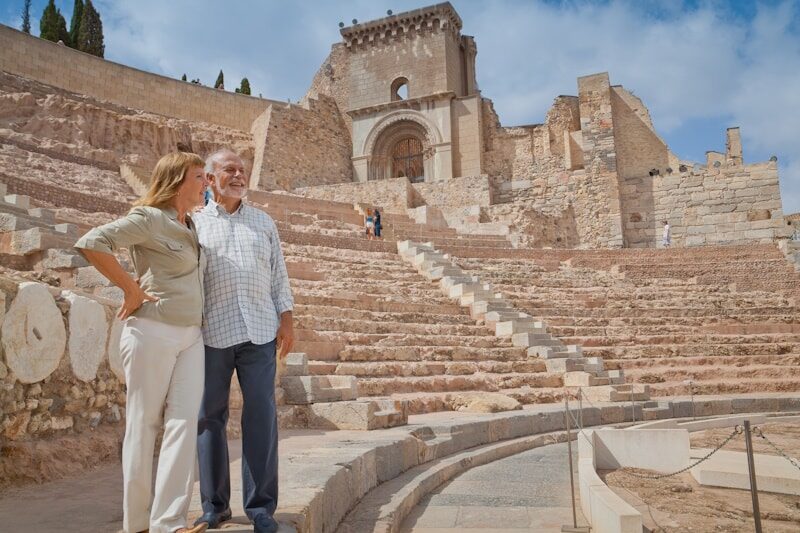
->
[197,340,278,520]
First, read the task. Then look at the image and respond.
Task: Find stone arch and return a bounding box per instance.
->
[365,112,443,182]
[362,110,442,157]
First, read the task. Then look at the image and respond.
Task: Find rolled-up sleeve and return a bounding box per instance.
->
[74,207,153,254]
[269,221,293,315]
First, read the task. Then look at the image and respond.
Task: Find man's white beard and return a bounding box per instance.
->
[217,184,247,199]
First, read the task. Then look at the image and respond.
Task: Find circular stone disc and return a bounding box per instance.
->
[107,318,125,383]
[1,282,67,384]
[64,292,109,382]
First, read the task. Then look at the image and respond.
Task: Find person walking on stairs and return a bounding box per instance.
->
[373,208,382,239]
[75,152,210,533]
[193,149,294,533]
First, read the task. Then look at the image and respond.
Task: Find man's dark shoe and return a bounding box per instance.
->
[253,514,280,533]
[193,508,232,529]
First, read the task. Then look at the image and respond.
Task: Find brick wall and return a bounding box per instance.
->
[0,24,272,131]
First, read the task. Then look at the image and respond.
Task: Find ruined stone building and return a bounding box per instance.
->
[1,3,800,530]
[0,2,792,251]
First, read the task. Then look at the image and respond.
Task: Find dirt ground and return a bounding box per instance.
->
[602,422,800,532]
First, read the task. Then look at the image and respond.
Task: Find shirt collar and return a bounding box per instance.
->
[163,207,179,220]
[206,198,246,217]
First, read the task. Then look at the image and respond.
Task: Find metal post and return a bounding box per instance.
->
[561,397,590,532]
[743,420,762,533]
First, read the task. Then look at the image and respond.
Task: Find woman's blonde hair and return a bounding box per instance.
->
[133,151,205,209]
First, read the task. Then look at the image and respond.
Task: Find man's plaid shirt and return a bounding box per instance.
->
[194,199,293,349]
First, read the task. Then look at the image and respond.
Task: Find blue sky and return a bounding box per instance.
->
[2,0,799,214]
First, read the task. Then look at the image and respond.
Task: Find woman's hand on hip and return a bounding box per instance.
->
[118,284,159,319]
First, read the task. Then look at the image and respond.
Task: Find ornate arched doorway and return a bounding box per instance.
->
[391,137,424,181]
[368,119,431,182]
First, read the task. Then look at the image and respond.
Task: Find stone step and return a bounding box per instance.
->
[301,399,408,430]
[295,330,509,349]
[529,345,583,359]
[580,384,651,403]
[294,318,494,336]
[307,359,547,377]
[495,319,545,337]
[584,342,800,358]
[280,375,358,404]
[338,345,528,362]
[356,371,562,396]
[563,371,611,387]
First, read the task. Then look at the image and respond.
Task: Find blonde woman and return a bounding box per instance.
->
[75,152,209,533]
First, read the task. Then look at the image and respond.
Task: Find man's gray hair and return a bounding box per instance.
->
[204,148,240,175]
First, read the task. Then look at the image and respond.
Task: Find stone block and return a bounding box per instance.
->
[75,266,112,289]
[27,208,56,222]
[64,292,109,382]
[1,282,67,384]
[4,194,31,209]
[0,213,33,232]
[284,352,309,376]
[305,399,407,430]
[282,375,358,404]
[691,449,800,496]
[495,319,544,337]
[39,248,89,270]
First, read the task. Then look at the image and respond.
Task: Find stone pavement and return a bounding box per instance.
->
[399,442,589,532]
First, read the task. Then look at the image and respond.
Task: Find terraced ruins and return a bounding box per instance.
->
[1,2,799,532]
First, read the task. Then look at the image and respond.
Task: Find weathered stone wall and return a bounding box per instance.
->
[343,9,465,111]
[0,24,274,131]
[303,43,352,128]
[252,95,352,191]
[451,95,483,178]
[0,70,255,178]
[412,175,492,210]
[620,160,789,247]
[0,279,125,467]
[575,73,624,248]
[610,86,674,180]
[0,174,130,215]
[293,177,411,213]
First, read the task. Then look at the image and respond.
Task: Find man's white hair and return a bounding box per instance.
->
[204,148,240,175]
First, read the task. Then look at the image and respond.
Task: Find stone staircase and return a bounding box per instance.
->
[3,186,799,419]
[397,240,650,403]
[228,352,408,432]
[449,251,800,399]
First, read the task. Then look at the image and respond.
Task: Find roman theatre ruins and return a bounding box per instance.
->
[0,3,798,532]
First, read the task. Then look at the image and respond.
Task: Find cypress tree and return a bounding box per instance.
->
[69,0,83,48]
[77,0,104,57]
[214,70,224,89]
[239,78,251,95]
[21,0,32,33]
[181,73,187,81]
[56,9,69,44]
[39,0,60,42]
